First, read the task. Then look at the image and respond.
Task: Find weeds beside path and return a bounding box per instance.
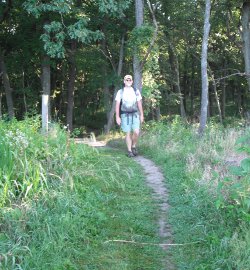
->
[138,120,250,269]
[1,118,249,269]
[0,125,167,269]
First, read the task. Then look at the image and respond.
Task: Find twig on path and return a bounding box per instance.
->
[104,239,200,247]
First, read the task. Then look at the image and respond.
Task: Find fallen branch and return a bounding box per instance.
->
[104,239,200,246]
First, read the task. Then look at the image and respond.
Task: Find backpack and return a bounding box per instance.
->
[119,87,138,116]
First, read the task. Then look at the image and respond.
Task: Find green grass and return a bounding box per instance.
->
[1,117,249,269]
[138,119,250,269]
[0,118,165,269]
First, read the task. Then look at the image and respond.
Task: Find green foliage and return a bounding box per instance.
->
[97,0,132,17]
[67,19,104,43]
[23,1,104,58]
[0,118,164,269]
[142,60,163,117]
[23,0,72,18]
[216,130,250,222]
[237,132,250,154]
[40,19,104,58]
[41,22,66,58]
[2,0,250,130]
[0,116,49,205]
[128,24,154,56]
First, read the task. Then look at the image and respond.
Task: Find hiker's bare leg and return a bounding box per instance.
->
[132,129,139,147]
[125,132,132,152]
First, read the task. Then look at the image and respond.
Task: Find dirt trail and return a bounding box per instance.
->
[75,139,175,268]
[134,156,175,270]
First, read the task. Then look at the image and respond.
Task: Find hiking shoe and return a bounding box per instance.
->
[131,147,138,156]
[127,151,135,158]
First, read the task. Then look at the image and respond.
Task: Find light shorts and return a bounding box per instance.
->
[121,113,140,133]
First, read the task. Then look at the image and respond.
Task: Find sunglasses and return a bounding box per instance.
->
[125,79,132,81]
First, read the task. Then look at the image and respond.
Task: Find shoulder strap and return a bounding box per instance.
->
[120,88,124,100]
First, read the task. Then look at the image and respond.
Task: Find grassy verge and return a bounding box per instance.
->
[137,118,250,269]
[0,118,165,269]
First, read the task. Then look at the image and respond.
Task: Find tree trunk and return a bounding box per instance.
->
[153,106,161,121]
[105,35,125,134]
[0,49,14,119]
[133,0,158,92]
[103,72,110,121]
[0,92,2,119]
[190,55,195,116]
[221,62,227,119]
[105,88,117,134]
[212,78,222,123]
[66,40,77,132]
[238,87,242,115]
[183,53,189,112]
[133,0,144,91]
[117,35,125,76]
[198,0,211,135]
[168,41,187,120]
[208,87,212,118]
[22,70,27,114]
[59,64,67,120]
[41,54,51,132]
[241,1,250,91]
[208,67,222,123]
[101,37,111,122]
[222,79,226,119]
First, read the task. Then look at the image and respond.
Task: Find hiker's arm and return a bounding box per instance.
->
[137,100,144,123]
[115,100,121,126]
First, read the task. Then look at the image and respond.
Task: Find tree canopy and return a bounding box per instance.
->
[0,0,249,132]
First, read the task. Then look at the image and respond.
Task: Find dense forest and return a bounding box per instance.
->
[1,0,250,135]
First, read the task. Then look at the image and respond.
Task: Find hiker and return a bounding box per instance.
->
[115,74,144,157]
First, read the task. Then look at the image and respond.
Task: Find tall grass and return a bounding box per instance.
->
[0,117,165,269]
[139,118,250,269]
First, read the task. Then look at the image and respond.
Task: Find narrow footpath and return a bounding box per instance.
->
[76,138,175,269]
[134,156,175,270]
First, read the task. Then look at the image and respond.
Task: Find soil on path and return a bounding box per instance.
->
[75,138,175,269]
[134,156,175,270]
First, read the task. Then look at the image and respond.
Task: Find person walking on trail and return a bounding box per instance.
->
[115,74,144,157]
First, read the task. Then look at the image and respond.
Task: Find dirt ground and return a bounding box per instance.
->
[134,156,175,270]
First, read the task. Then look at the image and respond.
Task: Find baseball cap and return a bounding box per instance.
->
[124,75,133,80]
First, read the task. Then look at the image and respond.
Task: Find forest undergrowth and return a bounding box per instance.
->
[0,117,165,270]
[135,117,250,269]
[0,116,249,269]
